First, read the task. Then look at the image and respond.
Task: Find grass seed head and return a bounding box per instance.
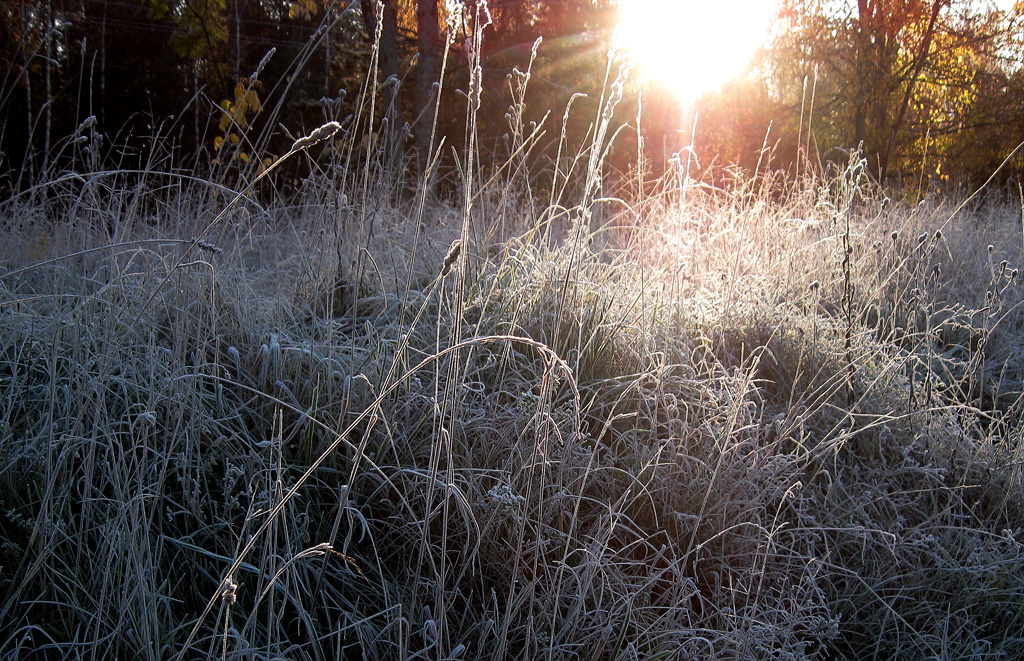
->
[221,577,238,605]
[291,121,341,151]
[441,240,462,276]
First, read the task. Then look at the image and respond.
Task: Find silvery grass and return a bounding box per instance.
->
[2,36,1024,661]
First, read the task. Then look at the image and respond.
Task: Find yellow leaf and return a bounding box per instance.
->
[239,151,249,163]
[214,136,224,150]
[246,90,262,112]
[230,133,240,144]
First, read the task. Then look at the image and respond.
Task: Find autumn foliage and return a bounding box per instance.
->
[0,0,1021,188]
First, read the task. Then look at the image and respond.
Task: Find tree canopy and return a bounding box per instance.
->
[758,0,1024,185]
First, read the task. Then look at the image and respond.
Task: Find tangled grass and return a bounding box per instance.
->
[1,143,1023,661]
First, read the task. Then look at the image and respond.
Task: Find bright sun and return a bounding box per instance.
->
[616,0,780,105]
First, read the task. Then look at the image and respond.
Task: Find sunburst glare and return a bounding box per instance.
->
[616,0,781,105]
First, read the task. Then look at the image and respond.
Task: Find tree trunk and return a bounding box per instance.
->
[234,0,240,80]
[360,0,403,177]
[21,3,33,182]
[853,0,873,163]
[880,0,944,181]
[360,0,399,82]
[44,0,53,169]
[100,0,106,131]
[381,1,399,83]
[415,0,441,169]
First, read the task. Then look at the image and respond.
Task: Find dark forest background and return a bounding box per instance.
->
[2,0,1022,191]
